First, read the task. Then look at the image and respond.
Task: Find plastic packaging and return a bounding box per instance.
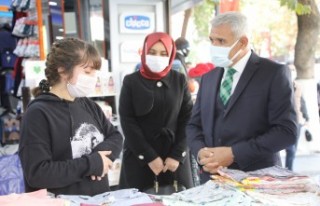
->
[0,154,25,195]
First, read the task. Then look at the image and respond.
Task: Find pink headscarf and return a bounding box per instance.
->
[140,32,176,80]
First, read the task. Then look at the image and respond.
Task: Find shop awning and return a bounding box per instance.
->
[171,0,203,14]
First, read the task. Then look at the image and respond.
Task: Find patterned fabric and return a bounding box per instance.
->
[220,68,236,105]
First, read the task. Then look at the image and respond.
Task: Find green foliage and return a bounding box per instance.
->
[296,3,311,15]
[279,0,311,15]
[279,0,297,10]
[207,0,220,4]
[193,0,215,40]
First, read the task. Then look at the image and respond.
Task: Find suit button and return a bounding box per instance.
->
[182,151,186,157]
[156,81,163,87]
[138,155,144,160]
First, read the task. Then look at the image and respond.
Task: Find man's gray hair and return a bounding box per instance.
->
[211,12,249,39]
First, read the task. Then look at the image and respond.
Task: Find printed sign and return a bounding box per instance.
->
[24,60,46,89]
[120,41,143,63]
[119,12,155,34]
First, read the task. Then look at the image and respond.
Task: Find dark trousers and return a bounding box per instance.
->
[285,124,302,170]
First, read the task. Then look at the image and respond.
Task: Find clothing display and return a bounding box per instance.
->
[159,181,257,206]
[213,166,318,194]
[0,144,19,155]
[2,173,319,206]
[0,154,24,195]
[55,167,319,206]
[0,29,17,70]
[0,114,20,145]
[0,189,65,206]
[58,189,154,206]
[19,93,123,195]
[156,167,320,206]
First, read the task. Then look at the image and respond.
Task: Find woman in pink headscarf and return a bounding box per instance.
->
[119,32,194,191]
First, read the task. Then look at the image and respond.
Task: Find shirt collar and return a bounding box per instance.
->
[230,50,252,74]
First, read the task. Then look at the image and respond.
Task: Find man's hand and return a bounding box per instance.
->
[148,157,164,175]
[198,147,234,174]
[163,157,179,173]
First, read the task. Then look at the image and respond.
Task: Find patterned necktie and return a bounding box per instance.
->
[220,67,237,105]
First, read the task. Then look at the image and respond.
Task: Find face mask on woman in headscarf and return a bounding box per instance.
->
[140,32,176,80]
[145,55,170,73]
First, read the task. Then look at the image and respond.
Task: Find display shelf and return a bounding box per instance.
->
[9,0,45,60]
[0,5,9,12]
[35,0,45,60]
[87,92,116,98]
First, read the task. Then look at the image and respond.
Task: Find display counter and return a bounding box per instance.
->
[1,166,320,206]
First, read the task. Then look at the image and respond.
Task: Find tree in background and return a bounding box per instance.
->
[192,0,319,67]
[192,0,298,60]
[192,0,216,41]
[282,0,320,153]
[180,8,193,38]
[281,0,320,79]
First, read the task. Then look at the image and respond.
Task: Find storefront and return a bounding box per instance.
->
[1,1,320,205]
[0,0,205,193]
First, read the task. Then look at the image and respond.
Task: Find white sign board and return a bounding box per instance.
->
[24,60,46,89]
[120,41,143,63]
[119,12,155,34]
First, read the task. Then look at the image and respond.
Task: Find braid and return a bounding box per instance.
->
[32,38,101,97]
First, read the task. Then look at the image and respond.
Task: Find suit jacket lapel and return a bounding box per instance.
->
[203,68,223,146]
[224,52,260,116]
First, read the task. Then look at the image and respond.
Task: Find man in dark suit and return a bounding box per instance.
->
[186,12,297,183]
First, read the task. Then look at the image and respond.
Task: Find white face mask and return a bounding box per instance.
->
[145,55,170,73]
[210,40,241,67]
[67,73,97,97]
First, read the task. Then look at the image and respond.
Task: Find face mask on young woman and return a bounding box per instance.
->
[210,40,241,68]
[145,54,170,73]
[67,73,97,97]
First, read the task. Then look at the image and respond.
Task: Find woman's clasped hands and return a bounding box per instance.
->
[148,157,180,175]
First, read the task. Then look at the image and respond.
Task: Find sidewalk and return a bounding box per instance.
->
[285,126,320,177]
[293,153,320,176]
[280,151,320,177]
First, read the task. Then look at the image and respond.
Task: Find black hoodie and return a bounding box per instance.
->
[19,93,123,196]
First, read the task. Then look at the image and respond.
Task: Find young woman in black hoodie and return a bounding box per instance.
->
[19,38,123,196]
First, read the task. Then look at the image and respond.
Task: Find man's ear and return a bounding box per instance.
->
[239,36,249,48]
